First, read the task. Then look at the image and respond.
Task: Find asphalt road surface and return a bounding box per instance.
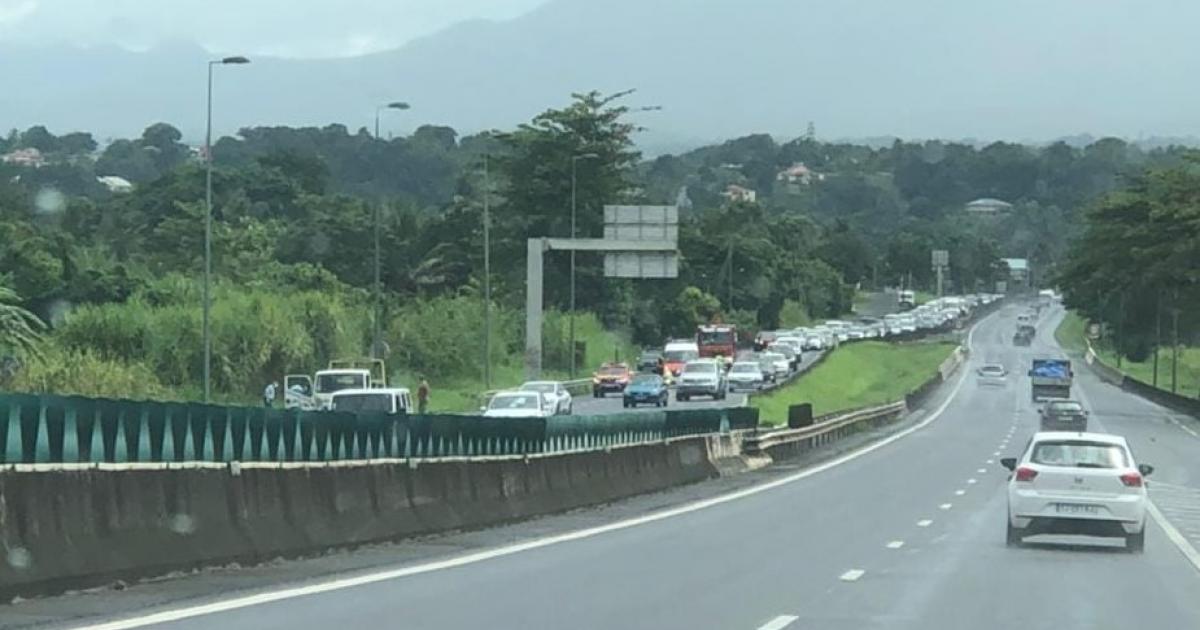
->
[10,301,1200,630]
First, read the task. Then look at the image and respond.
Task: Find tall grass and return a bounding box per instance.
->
[8,342,169,400]
[53,276,367,398]
[35,278,635,406]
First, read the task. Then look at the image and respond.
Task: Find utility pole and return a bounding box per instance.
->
[726,239,734,311]
[1153,290,1161,387]
[1171,289,1179,394]
[482,153,492,390]
[569,153,599,378]
[1116,291,1125,369]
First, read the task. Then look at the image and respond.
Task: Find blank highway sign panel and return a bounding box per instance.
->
[605,252,679,278]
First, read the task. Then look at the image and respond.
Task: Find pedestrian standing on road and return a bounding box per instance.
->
[417,378,430,414]
[263,381,278,408]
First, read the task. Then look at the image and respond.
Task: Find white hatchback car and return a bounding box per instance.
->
[519,380,573,415]
[483,391,553,418]
[1003,432,1153,552]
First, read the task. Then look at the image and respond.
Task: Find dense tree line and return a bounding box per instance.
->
[1058,154,1200,364]
[1,91,1177,399]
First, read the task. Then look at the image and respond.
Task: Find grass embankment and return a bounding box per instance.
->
[751,341,958,425]
[1055,311,1200,393]
[1054,311,1089,355]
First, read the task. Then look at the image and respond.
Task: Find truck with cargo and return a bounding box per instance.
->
[285,358,388,410]
[1028,358,1072,401]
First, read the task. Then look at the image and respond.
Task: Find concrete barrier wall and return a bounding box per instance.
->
[0,437,720,600]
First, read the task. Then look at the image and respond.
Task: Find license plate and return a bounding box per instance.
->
[1055,503,1099,515]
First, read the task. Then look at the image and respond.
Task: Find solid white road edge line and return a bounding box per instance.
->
[757,615,800,630]
[68,307,995,630]
[1074,379,1200,575]
[1148,502,1200,573]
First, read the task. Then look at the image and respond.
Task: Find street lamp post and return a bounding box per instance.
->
[203,55,249,403]
[371,101,410,359]
[569,153,600,379]
[482,153,492,389]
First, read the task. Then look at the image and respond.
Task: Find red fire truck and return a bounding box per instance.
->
[696,324,737,366]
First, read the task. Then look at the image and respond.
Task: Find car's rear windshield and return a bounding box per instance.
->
[761,353,785,362]
[684,362,717,374]
[632,375,660,385]
[664,350,698,361]
[731,363,759,372]
[981,365,1004,373]
[1048,401,1084,412]
[599,366,627,375]
[1030,440,1128,468]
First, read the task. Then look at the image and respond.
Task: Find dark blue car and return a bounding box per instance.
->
[623,374,669,408]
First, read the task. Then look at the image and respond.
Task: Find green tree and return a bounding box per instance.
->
[494,90,643,316]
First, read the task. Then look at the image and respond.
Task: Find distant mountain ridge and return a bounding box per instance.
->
[2,0,1199,148]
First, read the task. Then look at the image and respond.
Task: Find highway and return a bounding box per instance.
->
[11,302,1200,630]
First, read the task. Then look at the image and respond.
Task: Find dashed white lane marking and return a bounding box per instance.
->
[839,569,866,582]
[756,615,799,630]
[917,519,934,527]
[886,541,905,549]
[955,489,966,496]
[986,459,994,464]
[993,451,1001,456]
[939,503,953,510]
[968,478,978,484]
[977,468,987,473]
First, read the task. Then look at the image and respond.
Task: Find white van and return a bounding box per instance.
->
[330,388,413,415]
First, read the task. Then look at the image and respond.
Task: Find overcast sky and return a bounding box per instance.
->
[0,0,549,57]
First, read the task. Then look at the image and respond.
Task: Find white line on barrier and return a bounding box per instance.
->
[839,569,866,582]
[757,615,800,630]
[66,306,1000,630]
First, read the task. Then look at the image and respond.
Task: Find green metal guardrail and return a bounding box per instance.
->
[0,392,758,464]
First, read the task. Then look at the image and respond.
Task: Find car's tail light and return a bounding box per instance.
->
[1120,472,1143,488]
[1015,466,1038,482]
